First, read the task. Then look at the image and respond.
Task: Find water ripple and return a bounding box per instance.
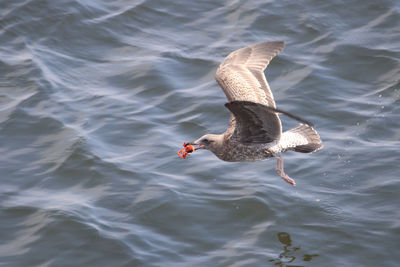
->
[1,0,400,266]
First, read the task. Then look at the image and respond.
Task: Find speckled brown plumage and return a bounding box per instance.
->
[187,41,323,186]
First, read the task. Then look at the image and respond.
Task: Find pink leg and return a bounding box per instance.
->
[276,156,296,186]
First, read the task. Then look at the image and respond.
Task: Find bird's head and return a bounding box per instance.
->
[187,134,224,152]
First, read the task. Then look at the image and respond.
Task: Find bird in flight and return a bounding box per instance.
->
[180,41,322,186]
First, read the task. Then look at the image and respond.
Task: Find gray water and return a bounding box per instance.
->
[1,0,400,266]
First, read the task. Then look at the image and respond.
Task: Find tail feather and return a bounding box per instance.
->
[280,124,322,153]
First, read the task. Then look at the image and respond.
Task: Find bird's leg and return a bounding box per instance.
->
[276,156,296,186]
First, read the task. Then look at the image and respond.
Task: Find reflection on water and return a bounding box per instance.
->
[269,232,319,267]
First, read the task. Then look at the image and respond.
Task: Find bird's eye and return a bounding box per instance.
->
[203,138,214,144]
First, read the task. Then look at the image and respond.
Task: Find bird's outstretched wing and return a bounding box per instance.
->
[216,41,285,140]
[216,41,285,108]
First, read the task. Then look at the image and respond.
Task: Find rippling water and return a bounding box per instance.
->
[1,0,400,266]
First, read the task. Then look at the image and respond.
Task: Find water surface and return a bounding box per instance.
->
[1,0,400,266]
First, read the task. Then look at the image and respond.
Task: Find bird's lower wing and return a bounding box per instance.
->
[224,101,282,144]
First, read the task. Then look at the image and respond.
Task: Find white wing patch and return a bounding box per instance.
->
[269,123,321,154]
[280,131,309,148]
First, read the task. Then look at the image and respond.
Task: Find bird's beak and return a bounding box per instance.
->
[186,141,205,150]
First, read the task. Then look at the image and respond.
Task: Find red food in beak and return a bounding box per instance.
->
[177,142,196,159]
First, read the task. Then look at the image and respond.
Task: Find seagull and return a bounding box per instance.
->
[186,41,322,186]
